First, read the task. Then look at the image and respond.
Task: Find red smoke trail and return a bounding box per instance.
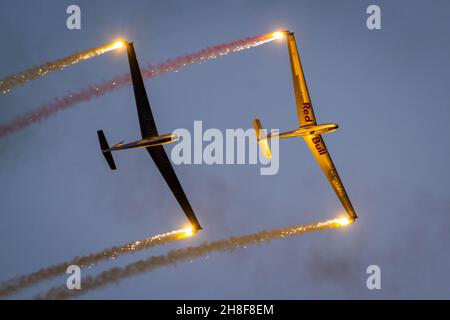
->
[0,33,279,139]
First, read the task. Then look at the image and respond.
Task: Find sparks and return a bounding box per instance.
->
[0,226,192,297]
[36,216,355,299]
[111,40,126,50]
[271,30,289,40]
[0,39,127,94]
[182,227,195,238]
[332,216,352,226]
[0,32,281,139]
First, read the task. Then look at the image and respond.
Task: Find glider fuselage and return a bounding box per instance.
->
[106,133,177,152]
[268,123,338,140]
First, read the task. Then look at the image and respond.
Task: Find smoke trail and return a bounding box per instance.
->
[0,227,194,297]
[0,32,280,139]
[0,41,125,94]
[36,217,352,299]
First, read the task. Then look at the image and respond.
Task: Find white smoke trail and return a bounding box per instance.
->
[36,217,352,299]
[0,227,193,297]
[0,41,125,94]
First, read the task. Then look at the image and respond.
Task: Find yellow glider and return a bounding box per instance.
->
[253,31,357,221]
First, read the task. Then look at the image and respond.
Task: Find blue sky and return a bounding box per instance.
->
[1,0,450,299]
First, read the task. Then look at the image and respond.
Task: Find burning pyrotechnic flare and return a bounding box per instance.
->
[0,227,194,297]
[0,40,126,94]
[0,31,285,139]
[36,217,353,299]
[333,216,352,226]
[271,30,289,40]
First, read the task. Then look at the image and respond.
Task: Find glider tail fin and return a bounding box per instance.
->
[253,119,272,159]
[97,130,117,170]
